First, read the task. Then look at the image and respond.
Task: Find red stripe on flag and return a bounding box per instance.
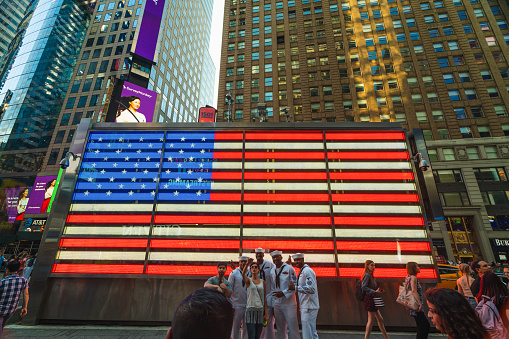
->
[245,132,323,141]
[145,265,336,277]
[331,193,419,203]
[244,172,328,180]
[334,216,425,226]
[339,267,437,279]
[151,239,241,249]
[52,264,144,274]
[209,193,242,201]
[327,152,409,160]
[214,132,244,140]
[66,215,152,224]
[245,152,325,160]
[243,193,330,202]
[211,172,243,180]
[243,216,332,225]
[329,172,414,180]
[326,131,406,141]
[243,240,334,250]
[212,152,243,159]
[60,238,148,248]
[336,241,431,252]
[154,215,241,224]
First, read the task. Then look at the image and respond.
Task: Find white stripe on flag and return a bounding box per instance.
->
[335,229,427,238]
[71,204,154,212]
[211,162,243,169]
[243,228,331,238]
[337,254,432,265]
[57,251,146,260]
[243,204,330,213]
[328,162,411,170]
[243,182,328,190]
[244,162,326,170]
[326,142,407,150]
[209,182,242,190]
[156,204,242,213]
[64,226,151,236]
[151,227,241,237]
[332,205,421,214]
[149,252,335,263]
[213,142,243,149]
[245,142,324,150]
[330,183,415,191]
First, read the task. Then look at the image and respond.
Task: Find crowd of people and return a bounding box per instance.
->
[166,253,509,339]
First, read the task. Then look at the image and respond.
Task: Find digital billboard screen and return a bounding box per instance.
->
[115,81,157,123]
[25,176,58,214]
[134,0,165,62]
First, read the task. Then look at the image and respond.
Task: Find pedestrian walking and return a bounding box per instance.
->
[405,262,430,339]
[0,261,28,337]
[470,260,491,298]
[270,250,300,339]
[240,258,268,339]
[229,256,249,339]
[288,253,319,339]
[362,260,389,339]
[204,262,232,298]
[457,263,476,308]
[425,287,489,339]
[475,271,509,338]
[254,248,276,339]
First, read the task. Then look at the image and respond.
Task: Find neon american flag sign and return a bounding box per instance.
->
[54,127,437,279]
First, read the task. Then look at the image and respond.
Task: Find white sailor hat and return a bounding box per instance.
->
[292,253,304,259]
[239,255,250,261]
[255,248,265,253]
[270,250,282,257]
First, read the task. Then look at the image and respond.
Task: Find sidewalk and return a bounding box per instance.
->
[3,325,444,338]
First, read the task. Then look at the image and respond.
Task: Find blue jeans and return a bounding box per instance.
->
[246,322,263,339]
[467,297,478,308]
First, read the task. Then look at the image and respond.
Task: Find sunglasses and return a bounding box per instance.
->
[251,266,259,269]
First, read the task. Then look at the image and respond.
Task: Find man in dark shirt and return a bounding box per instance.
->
[470,260,491,298]
[204,262,232,298]
[502,266,509,286]
[0,261,28,337]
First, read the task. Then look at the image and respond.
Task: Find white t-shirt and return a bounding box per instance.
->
[116,109,147,123]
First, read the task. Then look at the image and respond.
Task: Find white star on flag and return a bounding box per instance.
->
[198,177,203,182]
[189,156,194,161]
[176,177,181,182]
[196,190,202,196]
[100,170,106,174]
[169,143,174,148]
[128,143,132,148]
[139,137,144,141]
[87,177,93,182]
[199,163,204,168]
[159,137,164,141]
[186,184,191,189]
[84,191,89,196]
[150,191,156,196]
[201,137,206,141]
[164,184,169,189]
[178,163,182,168]
[122,169,127,174]
[113,163,118,167]
[181,137,186,141]
[200,149,205,154]
[141,184,146,189]
[119,137,123,142]
[148,143,153,148]
[116,150,121,154]
[92,163,96,167]
[128,191,134,196]
[153,177,158,182]
[168,157,173,162]
[95,150,100,154]
[179,149,184,154]
[103,157,108,161]
[107,143,111,148]
[137,150,142,154]
[155,163,160,168]
[191,143,195,147]
[157,150,162,154]
[125,156,130,161]
[134,163,139,168]
[109,177,115,182]
[119,184,124,189]
[106,191,112,196]
[143,169,149,174]
[97,184,102,188]
[173,191,179,196]
[187,170,193,175]
[98,137,102,142]
[165,169,171,174]
[131,177,136,182]
[146,156,151,161]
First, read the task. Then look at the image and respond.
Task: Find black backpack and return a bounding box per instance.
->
[355,279,365,301]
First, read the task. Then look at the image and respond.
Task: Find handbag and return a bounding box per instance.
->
[396,282,420,311]
[373,296,385,308]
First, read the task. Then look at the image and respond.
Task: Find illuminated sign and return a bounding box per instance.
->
[199,107,216,122]
[53,129,436,279]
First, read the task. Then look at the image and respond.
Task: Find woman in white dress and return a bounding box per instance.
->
[116,96,146,122]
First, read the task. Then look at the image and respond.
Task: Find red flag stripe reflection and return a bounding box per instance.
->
[52,264,144,274]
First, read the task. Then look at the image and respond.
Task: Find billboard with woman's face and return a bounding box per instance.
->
[25,176,58,214]
[5,187,31,223]
[115,82,156,123]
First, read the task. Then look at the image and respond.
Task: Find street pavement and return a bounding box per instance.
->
[3,325,445,338]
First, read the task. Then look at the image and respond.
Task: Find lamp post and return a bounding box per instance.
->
[225,92,233,122]
[280,106,292,122]
[257,102,267,122]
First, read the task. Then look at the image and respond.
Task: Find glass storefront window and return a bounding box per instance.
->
[489,216,509,231]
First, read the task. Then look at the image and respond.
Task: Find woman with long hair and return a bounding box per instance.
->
[40,179,56,213]
[115,96,146,122]
[240,258,268,339]
[425,287,488,339]
[457,263,477,308]
[362,260,389,339]
[16,188,29,220]
[476,271,509,338]
[405,262,430,339]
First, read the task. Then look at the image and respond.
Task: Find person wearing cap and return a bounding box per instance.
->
[288,253,319,339]
[269,250,300,339]
[254,248,276,339]
[204,262,232,298]
[229,255,250,339]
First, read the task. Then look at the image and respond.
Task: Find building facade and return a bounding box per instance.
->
[218,0,509,263]
[0,0,31,61]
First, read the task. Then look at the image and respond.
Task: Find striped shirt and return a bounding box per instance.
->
[0,274,28,316]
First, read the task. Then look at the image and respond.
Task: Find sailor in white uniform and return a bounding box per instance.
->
[254,248,276,339]
[289,253,319,339]
[229,255,249,339]
[270,250,301,339]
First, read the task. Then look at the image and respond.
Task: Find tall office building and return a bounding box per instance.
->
[41,0,216,174]
[0,0,32,60]
[218,0,509,263]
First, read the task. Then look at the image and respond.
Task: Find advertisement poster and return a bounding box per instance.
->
[5,187,30,223]
[20,217,46,232]
[199,107,216,122]
[25,176,58,214]
[115,81,157,123]
[134,0,165,61]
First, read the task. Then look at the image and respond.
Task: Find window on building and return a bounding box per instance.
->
[439,192,470,206]
[460,127,473,138]
[455,108,466,119]
[485,146,498,159]
[467,147,479,159]
[482,191,509,205]
[433,169,463,183]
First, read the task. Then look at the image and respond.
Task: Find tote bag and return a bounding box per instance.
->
[396,283,420,311]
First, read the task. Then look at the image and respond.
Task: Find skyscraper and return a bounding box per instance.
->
[0,0,32,60]
[218,0,509,263]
